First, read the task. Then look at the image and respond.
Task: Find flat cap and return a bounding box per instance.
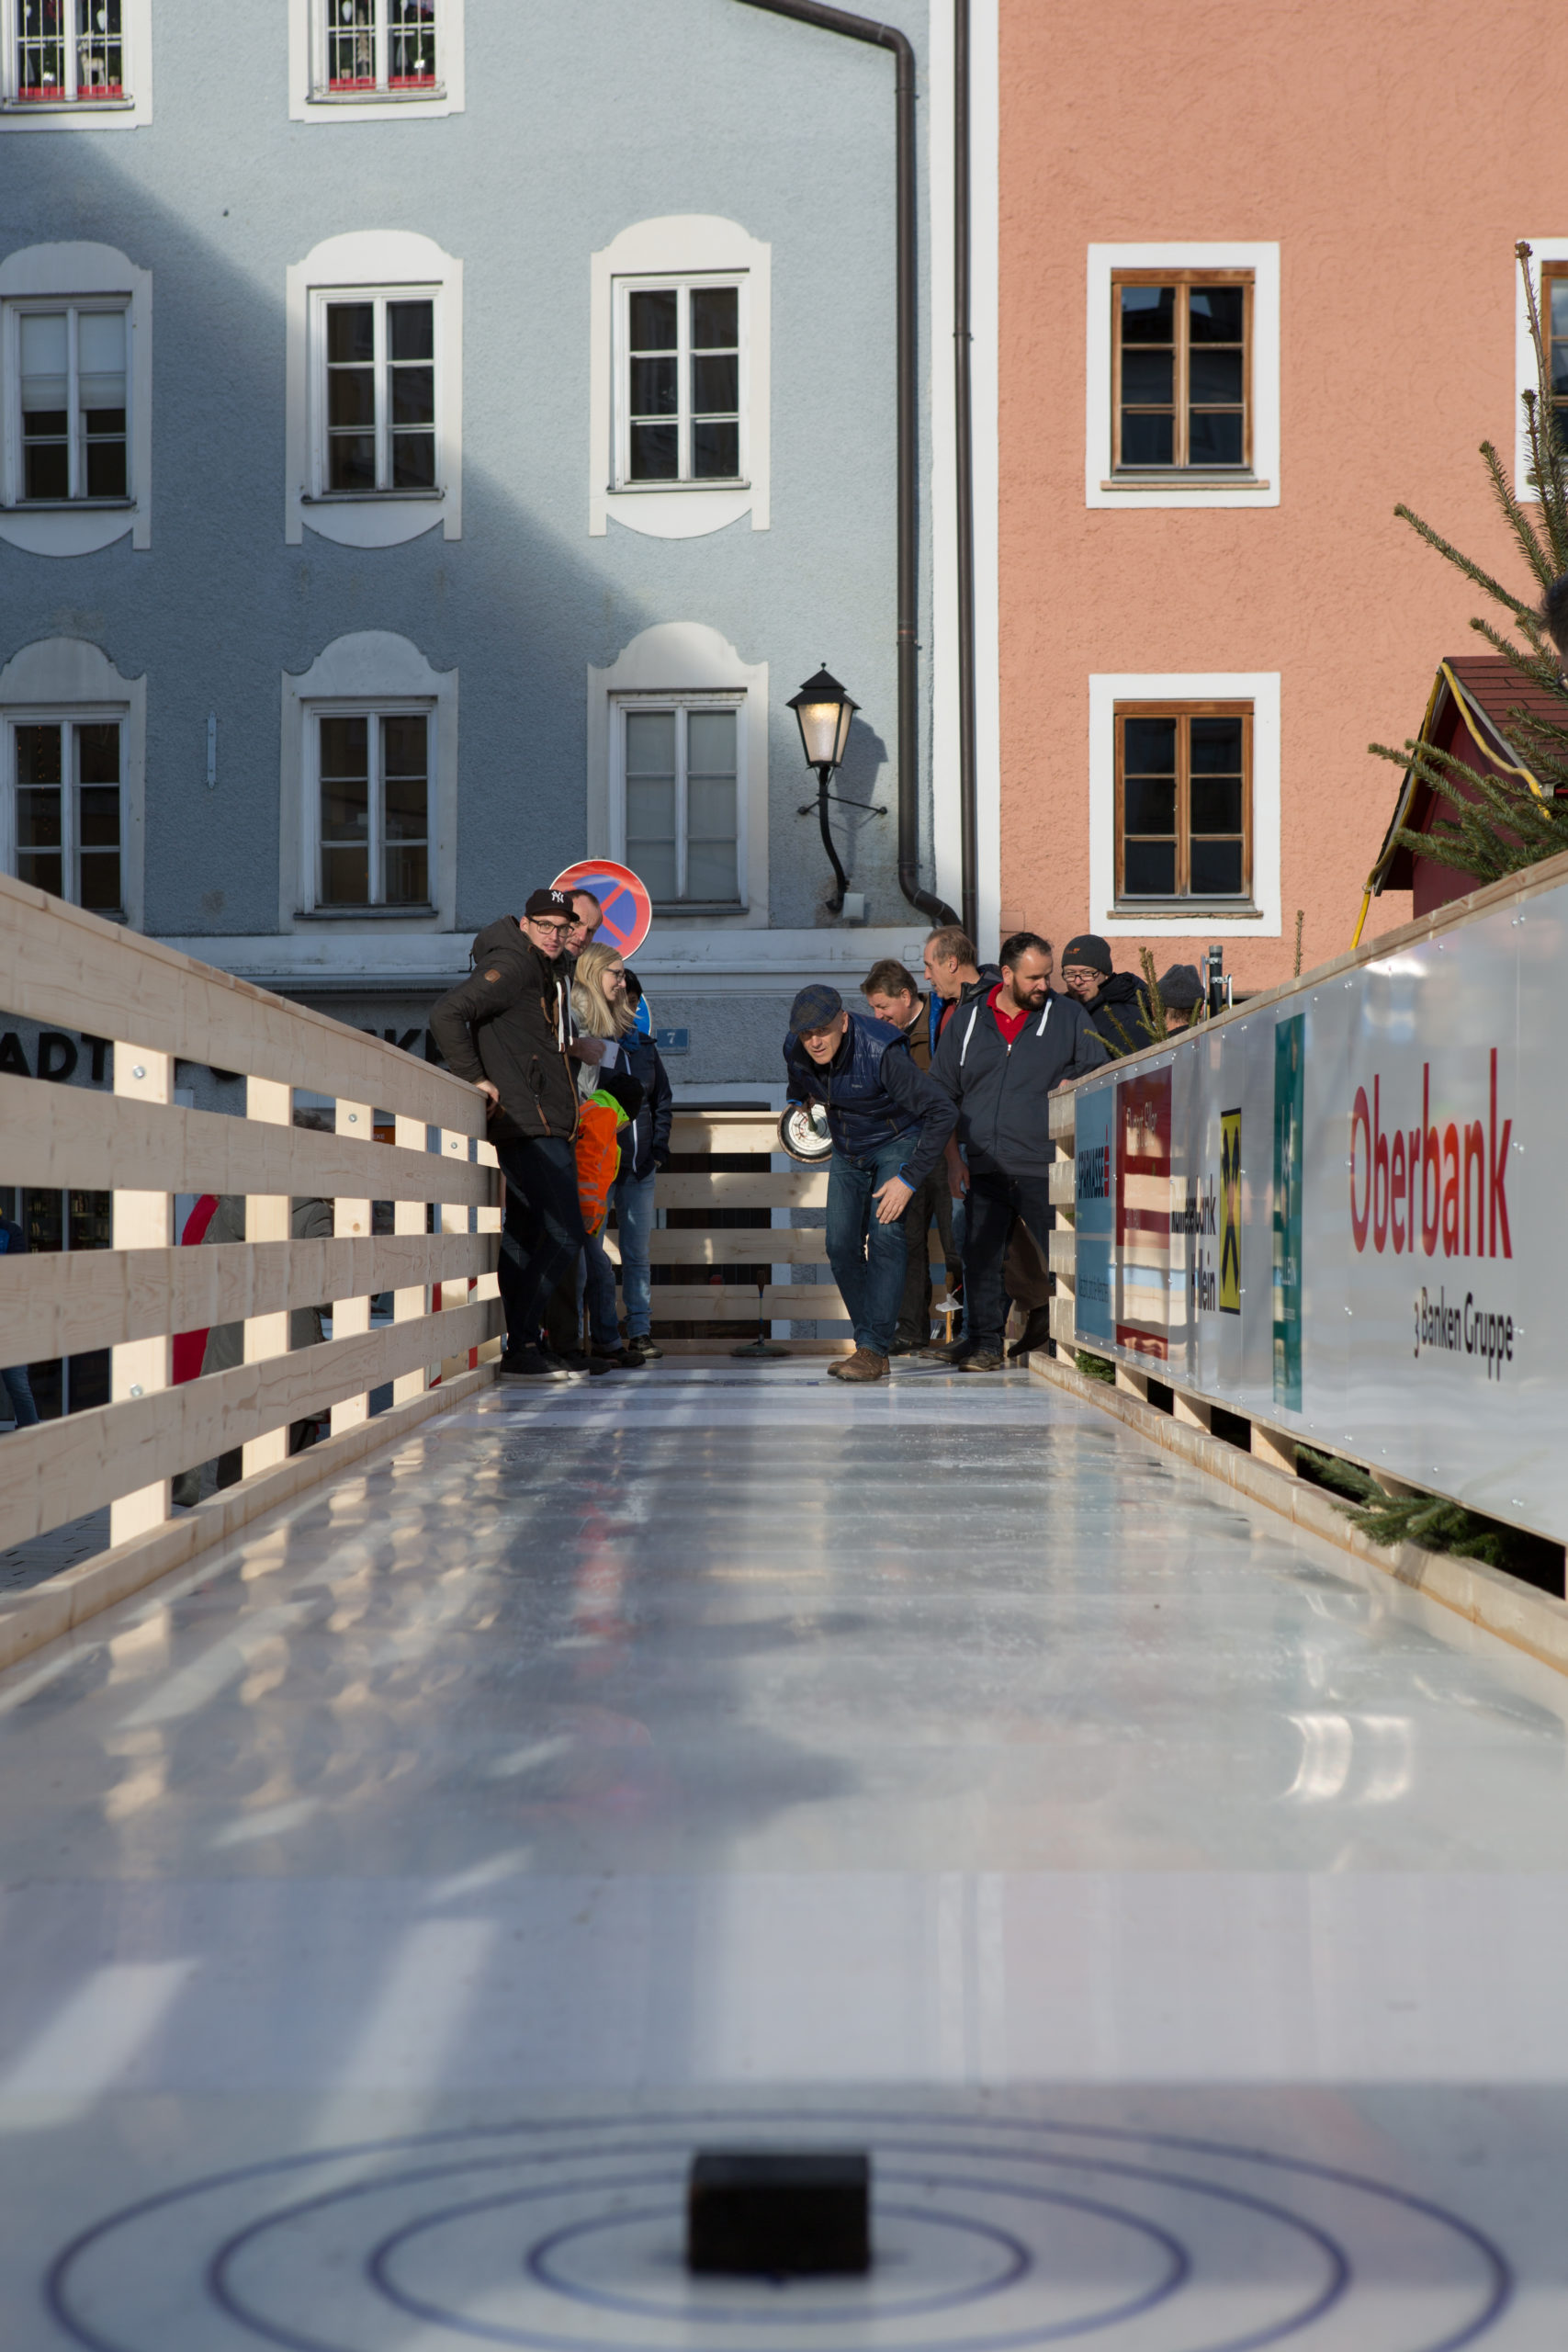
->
[790,984,843,1034]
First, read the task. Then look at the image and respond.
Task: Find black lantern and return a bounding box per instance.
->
[788,665,858,780]
[788,665,863,914]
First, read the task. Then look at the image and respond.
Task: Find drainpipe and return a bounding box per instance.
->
[734,0,959,929]
[953,0,978,943]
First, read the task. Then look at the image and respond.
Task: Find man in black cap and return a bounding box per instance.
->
[1060,933,1154,1054]
[429,888,587,1381]
[783,983,954,1382]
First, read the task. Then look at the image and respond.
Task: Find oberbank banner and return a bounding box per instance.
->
[1071,886,1557,1540]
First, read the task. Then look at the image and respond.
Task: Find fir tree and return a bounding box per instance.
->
[1369,243,1568,883]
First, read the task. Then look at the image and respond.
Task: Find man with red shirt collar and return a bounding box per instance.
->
[929,931,1108,1371]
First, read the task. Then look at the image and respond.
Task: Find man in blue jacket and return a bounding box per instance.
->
[930,932,1109,1371]
[784,983,955,1383]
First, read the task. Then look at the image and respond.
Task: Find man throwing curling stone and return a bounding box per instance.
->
[784,984,955,1383]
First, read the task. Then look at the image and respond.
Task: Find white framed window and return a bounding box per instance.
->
[615,277,744,490]
[1086,243,1280,509]
[288,0,462,123]
[6,710,123,910]
[314,288,437,495]
[280,631,456,931]
[0,243,150,554]
[7,299,128,502]
[310,705,432,910]
[286,232,461,547]
[0,0,151,128]
[616,698,743,909]
[1089,673,1280,939]
[0,636,144,927]
[590,217,771,538]
[588,621,768,925]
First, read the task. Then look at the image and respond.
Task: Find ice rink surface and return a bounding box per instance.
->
[2,1360,1566,2346]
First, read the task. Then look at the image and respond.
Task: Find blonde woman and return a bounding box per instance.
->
[570,942,635,1097]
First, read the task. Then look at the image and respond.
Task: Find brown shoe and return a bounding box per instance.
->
[833,1347,889,1383]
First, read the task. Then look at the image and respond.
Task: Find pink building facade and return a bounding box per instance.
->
[994,0,1559,992]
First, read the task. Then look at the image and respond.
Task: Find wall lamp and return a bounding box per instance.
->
[788,663,884,914]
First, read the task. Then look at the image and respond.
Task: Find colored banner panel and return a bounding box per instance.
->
[1069,876,1568,1540]
[1074,1085,1114,1347]
[1272,1015,1303,1411]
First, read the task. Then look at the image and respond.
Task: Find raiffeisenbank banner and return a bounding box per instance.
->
[1072,881,1555,1540]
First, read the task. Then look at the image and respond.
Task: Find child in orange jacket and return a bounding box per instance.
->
[575,1069,645,1237]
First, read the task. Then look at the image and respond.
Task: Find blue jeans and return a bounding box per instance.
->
[613,1167,657,1339]
[825,1135,916,1356]
[2,1363,39,1428]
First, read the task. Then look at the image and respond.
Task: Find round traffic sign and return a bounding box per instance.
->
[551,860,653,957]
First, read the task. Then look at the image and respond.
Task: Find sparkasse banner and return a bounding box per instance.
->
[1070,883,1556,1541]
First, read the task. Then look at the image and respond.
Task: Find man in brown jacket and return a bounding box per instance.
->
[862,958,964,1353]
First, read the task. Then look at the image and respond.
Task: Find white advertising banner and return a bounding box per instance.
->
[1071,884,1557,1540]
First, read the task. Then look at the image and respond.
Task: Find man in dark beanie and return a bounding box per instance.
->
[783,983,954,1382]
[429,887,586,1381]
[1060,933,1154,1053]
[1157,963,1205,1032]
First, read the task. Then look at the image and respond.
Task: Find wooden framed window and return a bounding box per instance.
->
[1112,271,1251,471]
[1541,263,1568,447]
[1114,702,1251,904]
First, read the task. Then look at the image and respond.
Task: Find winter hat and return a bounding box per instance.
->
[790,983,843,1033]
[1157,963,1205,1011]
[525,886,573,919]
[1061,933,1112,976]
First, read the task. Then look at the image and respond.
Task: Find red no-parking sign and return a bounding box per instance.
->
[552,860,653,956]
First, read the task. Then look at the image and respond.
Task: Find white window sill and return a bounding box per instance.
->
[651,900,748,918]
[306,85,446,104]
[301,489,445,504]
[2,496,135,512]
[1100,472,1270,493]
[1,96,134,114]
[1109,902,1263,921]
[608,478,750,496]
[295,903,439,922]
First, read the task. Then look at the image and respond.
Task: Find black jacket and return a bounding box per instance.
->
[931,985,1109,1178]
[1081,969,1154,1053]
[929,963,1003,1052]
[784,1011,954,1188]
[428,917,580,1144]
[616,1027,673,1182]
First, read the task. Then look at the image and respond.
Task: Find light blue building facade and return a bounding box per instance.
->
[0,0,998,1091]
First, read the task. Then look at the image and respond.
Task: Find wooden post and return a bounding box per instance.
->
[392,1112,430,1405]
[439,1127,472,1381]
[474,1137,502,1363]
[1172,1391,1212,1431]
[1252,1423,1298,1476]
[242,1076,291,1477]
[1115,1363,1150,1402]
[330,1098,372,1436]
[109,1044,172,1544]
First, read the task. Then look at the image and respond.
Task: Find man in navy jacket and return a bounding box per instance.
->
[931,932,1109,1371]
[784,984,954,1383]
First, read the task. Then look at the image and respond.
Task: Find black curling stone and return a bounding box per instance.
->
[686,2150,871,2275]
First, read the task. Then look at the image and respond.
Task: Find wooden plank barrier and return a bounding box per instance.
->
[0,873,501,1629]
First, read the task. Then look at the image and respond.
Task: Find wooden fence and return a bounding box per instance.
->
[0,874,500,1663]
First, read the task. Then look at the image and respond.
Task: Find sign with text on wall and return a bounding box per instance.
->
[1072,888,1557,1541]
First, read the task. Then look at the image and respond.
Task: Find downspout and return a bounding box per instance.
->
[734,0,958,927]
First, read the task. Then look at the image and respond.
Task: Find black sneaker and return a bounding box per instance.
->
[921,1336,969,1361]
[953,1347,1006,1373]
[499,1347,576,1382]
[626,1336,663,1361]
[592,1343,634,1369]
